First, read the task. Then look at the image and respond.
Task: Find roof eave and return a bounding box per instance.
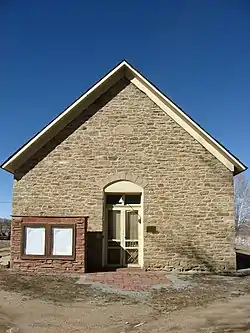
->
[234,164,248,176]
[0,60,247,176]
[0,61,128,174]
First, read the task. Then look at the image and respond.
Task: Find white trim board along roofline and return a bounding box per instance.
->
[1,60,247,175]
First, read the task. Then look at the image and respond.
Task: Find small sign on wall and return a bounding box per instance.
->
[146,226,157,234]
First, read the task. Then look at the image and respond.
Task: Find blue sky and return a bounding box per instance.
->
[0,0,249,217]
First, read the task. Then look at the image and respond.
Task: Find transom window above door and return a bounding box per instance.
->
[106,194,141,205]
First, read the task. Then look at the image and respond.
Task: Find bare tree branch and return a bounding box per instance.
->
[234,174,250,230]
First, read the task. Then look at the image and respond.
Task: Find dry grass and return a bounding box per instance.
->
[150,274,250,313]
[0,240,10,249]
[0,268,135,305]
[1,269,250,332]
[1,268,250,310]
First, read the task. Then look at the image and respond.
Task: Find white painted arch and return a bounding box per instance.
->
[104,180,143,193]
[102,180,144,268]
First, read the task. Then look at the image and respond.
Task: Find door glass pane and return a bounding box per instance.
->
[106,195,123,205]
[125,195,141,205]
[108,210,121,240]
[125,211,139,240]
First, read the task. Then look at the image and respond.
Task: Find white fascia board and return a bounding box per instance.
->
[124,62,246,174]
[2,62,126,172]
[1,60,246,175]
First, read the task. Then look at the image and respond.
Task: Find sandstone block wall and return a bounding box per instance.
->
[12,78,236,272]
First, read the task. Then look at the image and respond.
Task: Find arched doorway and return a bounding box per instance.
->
[103,181,143,268]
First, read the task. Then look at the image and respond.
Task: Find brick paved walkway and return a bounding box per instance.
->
[77,270,172,292]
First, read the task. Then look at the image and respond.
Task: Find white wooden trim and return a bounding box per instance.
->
[125,62,245,173]
[1,62,125,172]
[103,203,143,268]
[105,180,143,193]
[1,60,246,174]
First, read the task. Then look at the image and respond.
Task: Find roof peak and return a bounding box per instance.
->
[1,61,247,175]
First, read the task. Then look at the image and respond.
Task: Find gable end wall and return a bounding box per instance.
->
[12,78,236,272]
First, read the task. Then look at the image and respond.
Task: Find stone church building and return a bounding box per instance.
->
[1,61,246,273]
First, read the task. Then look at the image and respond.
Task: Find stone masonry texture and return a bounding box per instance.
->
[12,78,236,272]
[11,216,86,273]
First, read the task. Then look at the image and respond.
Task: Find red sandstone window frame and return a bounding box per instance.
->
[21,223,76,260]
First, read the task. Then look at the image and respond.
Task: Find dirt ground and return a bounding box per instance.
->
[1,269,250,332]
[0,241,10,249]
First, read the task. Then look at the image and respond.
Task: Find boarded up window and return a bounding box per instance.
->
[21,223,76,259]
[25,227,45,255]
[52,227,73,256]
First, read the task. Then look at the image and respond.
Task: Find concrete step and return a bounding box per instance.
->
[116,267,145,272]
